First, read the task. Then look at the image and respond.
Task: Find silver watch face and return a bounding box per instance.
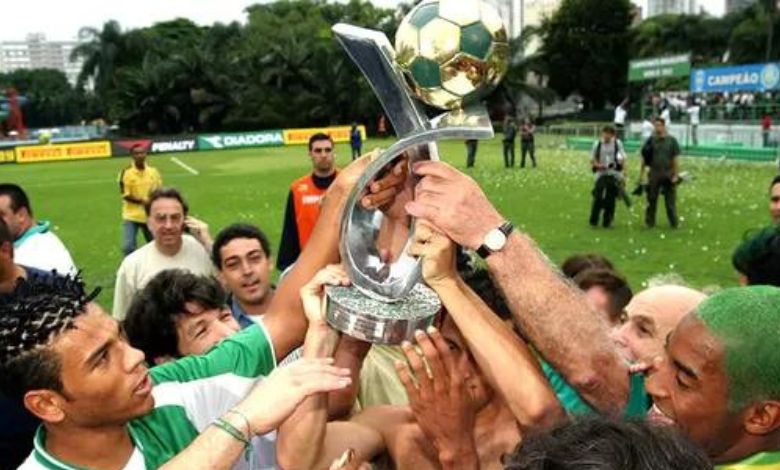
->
[485,229,507,251]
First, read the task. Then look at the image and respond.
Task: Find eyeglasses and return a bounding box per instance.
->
[312,147,333,154]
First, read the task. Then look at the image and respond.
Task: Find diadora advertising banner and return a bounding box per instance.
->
[197,131,284,150]
[15,141,112,164]
[283,125,367,145]
[691,62,780,93]
[112,137,197,156]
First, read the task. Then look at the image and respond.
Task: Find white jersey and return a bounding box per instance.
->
[687,105,700,125]
[614,106,627,126]
[18,324,279,470]
[13,221,76,276]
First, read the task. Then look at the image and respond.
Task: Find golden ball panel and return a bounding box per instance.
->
[418,18,461,64]
[440,53,486,96]
[438,0,482,27]
[479,2,508,43]
[394,21,421,68]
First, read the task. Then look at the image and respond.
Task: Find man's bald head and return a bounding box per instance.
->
[613,285,706,364]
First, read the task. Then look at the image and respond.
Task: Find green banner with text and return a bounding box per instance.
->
[197,131,284,150]
[628,54,691,82]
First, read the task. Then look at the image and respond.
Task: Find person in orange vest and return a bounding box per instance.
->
[277,133,338,271]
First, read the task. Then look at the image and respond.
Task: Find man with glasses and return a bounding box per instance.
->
[112,187,215,320]
[277,133,338,271]
[118,144,162,256]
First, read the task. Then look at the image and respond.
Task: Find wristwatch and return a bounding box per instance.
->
[476,221,514,259]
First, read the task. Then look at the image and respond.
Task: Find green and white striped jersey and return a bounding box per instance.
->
[18,323,278,470]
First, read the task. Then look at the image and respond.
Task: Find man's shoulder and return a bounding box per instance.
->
[21,229,66,251]
[118,242,154,270]
[290,174,313,190]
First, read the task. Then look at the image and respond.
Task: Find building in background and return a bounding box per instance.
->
[522,0,562,29]
[0,34,84,87]
[725,0,756,13]
[486,0,523,38]
[647,0,697,17]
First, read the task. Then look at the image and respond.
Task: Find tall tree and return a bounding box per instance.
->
[0,69,85,127]
[539,0,632,110]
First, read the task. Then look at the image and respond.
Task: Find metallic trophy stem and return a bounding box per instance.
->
[327,24,496,344]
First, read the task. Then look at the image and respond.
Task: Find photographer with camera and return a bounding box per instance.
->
[589,125,627,228]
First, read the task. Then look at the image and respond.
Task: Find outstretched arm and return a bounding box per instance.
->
[265,152,406,362]
[160,357,352,470]
[408,222,564,430]
[276,266,384,470]
[405,161,629,414]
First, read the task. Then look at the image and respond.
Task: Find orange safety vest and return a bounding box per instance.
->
[290,173,335,249]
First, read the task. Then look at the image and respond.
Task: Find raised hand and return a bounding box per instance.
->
[406,161,503,250]
[407,220,457,289]
[299,264,351,327]
[234,357,351,436]
[396,328,479,469]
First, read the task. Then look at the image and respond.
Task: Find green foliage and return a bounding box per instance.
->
[538,0,633,110]
[0,69,86,128]
[68,0,399,135]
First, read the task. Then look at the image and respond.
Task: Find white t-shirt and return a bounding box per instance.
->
[661,108,672,127]
[614,106,627,126]
[687,105,700,125]
[641,120,654,142]
[14,223,76,275]
[112,235,216,320]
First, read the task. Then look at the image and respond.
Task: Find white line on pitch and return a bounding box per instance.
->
[170,157,199,175]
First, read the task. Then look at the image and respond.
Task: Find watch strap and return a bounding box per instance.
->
[476,221,514,259]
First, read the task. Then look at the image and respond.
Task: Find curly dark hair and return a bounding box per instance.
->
[0,275,99,403]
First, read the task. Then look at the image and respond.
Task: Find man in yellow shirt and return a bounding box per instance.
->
[119,144,162,256]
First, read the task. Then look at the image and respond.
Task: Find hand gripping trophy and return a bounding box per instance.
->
[326,0,508,344]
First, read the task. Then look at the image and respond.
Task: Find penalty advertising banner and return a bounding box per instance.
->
[198,131,284,150]
[283,125,366,145]
[15,141,112,164]
[691,62,780,93]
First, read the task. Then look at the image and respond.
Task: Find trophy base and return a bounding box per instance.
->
[325,284,441,344]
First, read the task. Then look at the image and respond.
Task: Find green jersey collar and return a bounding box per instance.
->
[716,450,780,469]
[13,221,51,249]
[31,425,143,470]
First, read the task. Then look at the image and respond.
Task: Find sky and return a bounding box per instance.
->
[1,0,725,42]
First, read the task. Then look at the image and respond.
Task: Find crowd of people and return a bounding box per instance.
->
[0,130,780,470]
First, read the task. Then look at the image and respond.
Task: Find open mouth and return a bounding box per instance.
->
[134,372,152,397]
[647,404,676,426]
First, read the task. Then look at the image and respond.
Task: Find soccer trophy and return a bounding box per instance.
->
[326,0,508,344]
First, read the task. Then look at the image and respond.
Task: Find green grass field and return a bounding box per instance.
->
[2,136,775,308]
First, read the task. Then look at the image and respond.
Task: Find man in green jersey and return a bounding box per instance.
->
[0,275,351,470]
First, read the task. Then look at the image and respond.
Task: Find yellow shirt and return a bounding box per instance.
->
[119,165,162,223]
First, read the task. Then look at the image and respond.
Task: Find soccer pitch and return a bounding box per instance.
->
[2,136,774,308]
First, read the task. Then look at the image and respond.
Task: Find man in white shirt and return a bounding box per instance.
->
[113,187,215,320]
[686,99,701,146]
[613,99,628,141]
[0,183,76,275]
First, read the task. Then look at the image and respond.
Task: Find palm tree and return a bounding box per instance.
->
[498,26,557,117]
[69,20,124,97]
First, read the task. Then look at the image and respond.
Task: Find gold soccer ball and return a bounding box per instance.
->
[394,0,509,110]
